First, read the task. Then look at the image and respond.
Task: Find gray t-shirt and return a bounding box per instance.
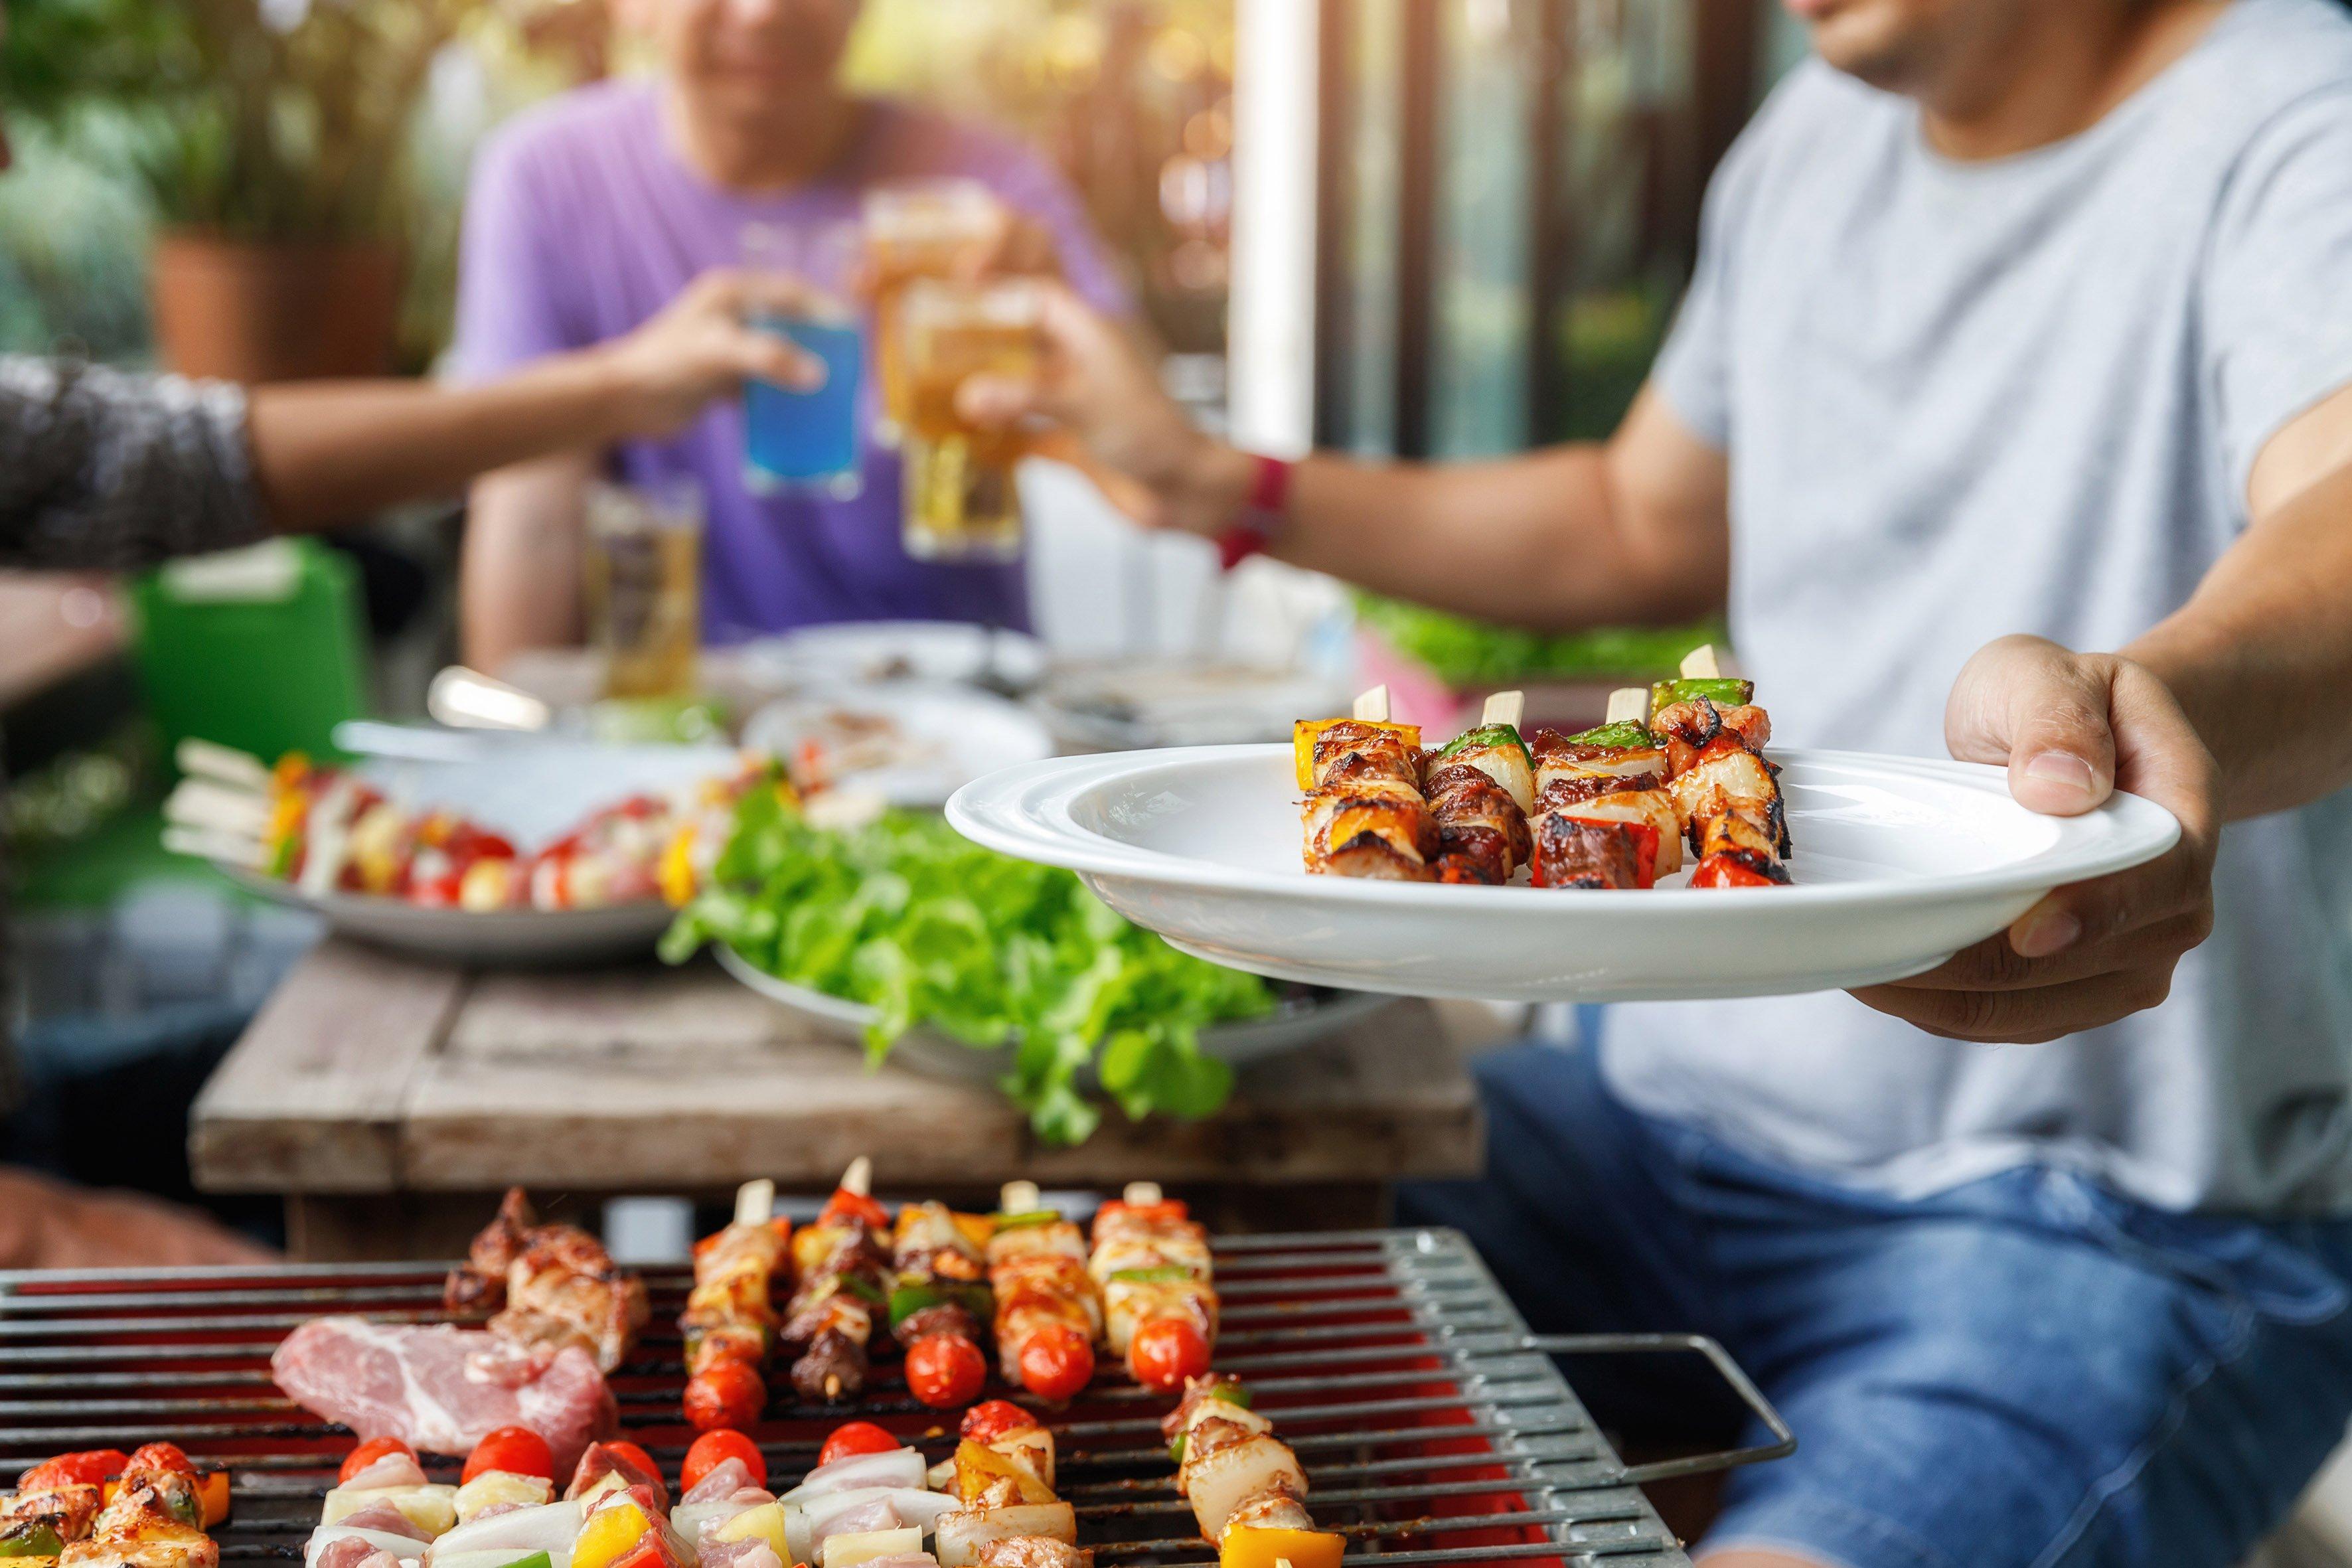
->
[1614,0,2352,1215]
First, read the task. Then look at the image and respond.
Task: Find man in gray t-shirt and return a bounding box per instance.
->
[962,1,2352,1563]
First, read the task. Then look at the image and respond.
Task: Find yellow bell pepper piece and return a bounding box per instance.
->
[951,1441,1054,1506]
[1220,1527,1344,1568]
[570,1501,653,1568]
[1293,719,1420,791]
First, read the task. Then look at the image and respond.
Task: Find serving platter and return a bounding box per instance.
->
[946,743,2182,1003]
[713,941,1392,1081]
[195,740,737,967]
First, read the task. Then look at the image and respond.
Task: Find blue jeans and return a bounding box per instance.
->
[1399,1042,2352,1568]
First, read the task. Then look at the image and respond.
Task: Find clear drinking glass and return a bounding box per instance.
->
[861,179,1004,446]
[897,277,1042,563]
[741,220,866,498]
[583,479,702,699]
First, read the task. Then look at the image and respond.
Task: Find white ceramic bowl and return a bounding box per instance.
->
[712,942,1393,1082]
[947,744,2181,1004]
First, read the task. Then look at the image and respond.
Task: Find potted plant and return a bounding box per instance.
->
[2,0,469,381]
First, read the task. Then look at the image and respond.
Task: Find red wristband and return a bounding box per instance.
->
[1215,453,1292,571]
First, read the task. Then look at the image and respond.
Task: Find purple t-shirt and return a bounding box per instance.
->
[451,82,1131,640]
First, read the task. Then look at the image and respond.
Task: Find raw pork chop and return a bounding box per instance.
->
[272,1316,615,1470]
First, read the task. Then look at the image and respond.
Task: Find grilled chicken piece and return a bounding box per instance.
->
[1532,814,1659,890]
[1423,763,1530,884]
[1300,777,1436,879]
[1668,734,1789,858]
[975,1539,1091,1568]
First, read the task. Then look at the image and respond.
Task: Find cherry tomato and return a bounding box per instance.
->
[680,1429,767,1494]
[1128,1318,1212,1393]
[819,1188,891,1233]
[817,1421,900,1468]
[905,1334,986,1410]
[463,1426,554,1484]
[684,1361,767,1433]
[959,1401,1036,1445]
[601,1441,661,1486]
[337,1438,416,1486]
[127,1443,193,1476]
[1016,1324,1095,1403]
[19,1450,129,1492]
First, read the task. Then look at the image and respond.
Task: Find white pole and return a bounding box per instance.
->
[1228,0,1321,457]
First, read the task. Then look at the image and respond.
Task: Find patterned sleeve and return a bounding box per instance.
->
[0,355,268,572]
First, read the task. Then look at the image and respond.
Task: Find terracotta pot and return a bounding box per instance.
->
[149,230,402,383]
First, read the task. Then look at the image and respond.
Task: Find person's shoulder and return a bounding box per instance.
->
[473,78,661,189]
[2175,0,2352,131]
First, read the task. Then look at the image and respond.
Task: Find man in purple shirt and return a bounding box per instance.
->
[450,0,1131,670]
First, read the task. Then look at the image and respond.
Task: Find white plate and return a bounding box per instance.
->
[225,866,676,966]
[737,621,1048,692]
[946,744,2182,1004]
[713,943,1393,1082]
[740,682,1053,809]
[206,740,736,967]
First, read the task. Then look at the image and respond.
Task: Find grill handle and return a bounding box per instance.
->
[1522,1332,1796,1485]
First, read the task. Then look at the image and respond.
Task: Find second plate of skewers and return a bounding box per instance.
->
[947,655,2181,1003]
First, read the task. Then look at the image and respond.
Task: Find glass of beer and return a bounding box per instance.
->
[862,179,1003,446]
[583,479,702,699]
[898,277,1042,562]
[741,221,865,498]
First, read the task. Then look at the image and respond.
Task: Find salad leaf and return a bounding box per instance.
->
[1355,595,1723,688]
[661,777,1273,1144]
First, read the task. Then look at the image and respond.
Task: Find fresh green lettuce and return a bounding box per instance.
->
[660,781,1272,1145]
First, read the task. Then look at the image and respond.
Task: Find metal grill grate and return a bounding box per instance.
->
[0,1228,1792,1568]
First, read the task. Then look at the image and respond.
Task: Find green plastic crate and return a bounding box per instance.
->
[127,537,368,767]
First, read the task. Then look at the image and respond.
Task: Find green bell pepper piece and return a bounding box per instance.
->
[0,1524,64,1560]
[989,1210,1060,1230]
[498,1552,554,1568]
[1434,724,1532,767]
[1650,676,1755,711]
[1563,720,1657,751]
[1109,1265,1194,1284]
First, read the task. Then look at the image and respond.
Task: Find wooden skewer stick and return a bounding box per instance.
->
[1352,684,1392,723]
[1605,687,1650,725]
[1122,1182,1162,1206]
[839,1156,872,1199]
[734,1178,776,1227]
[1480,690,1525,729]
[1000,1180,1042,1213]
[165,779,272,836]
[1680,644,1723,678]
[175,737,272,792]
[162,826,266,869]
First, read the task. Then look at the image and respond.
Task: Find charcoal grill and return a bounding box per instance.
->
[0,1227,1791,1568]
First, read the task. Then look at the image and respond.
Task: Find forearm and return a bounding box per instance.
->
[1268,445,1718,629]
[2127,463,2352,820]
[460,457,591,674]
[246,352,638,531]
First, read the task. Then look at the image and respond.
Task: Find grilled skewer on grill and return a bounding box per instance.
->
[3,1446,227,1568]
[1087,1182,1216,1393]
[985,1182,1099,1403]
[682,1181,791,1431]
[784,1159,893,1405]
[445,1188,650,1375]
[934,1402,1083,1568]
[889,1202,993,1411]
[1164,1377,1343,1568]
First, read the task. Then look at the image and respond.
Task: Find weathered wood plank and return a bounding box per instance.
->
[189,941,465,1193]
